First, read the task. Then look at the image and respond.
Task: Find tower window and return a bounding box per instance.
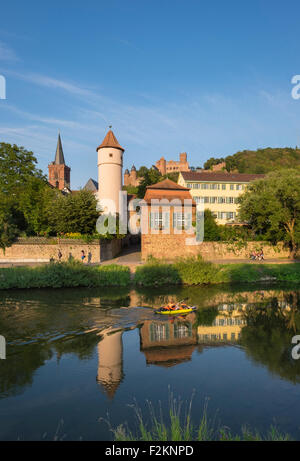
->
[109,153,113,157]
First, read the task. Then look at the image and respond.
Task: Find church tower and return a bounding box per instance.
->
[48,133,71,190]
[97,129,124,215]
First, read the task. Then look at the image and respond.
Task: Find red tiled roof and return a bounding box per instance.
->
[96,129,124,152]
[147,178,189,190]
[144,179,196,206]
[180,171,265,182]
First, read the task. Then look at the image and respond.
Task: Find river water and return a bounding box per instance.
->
[0,284,300,440]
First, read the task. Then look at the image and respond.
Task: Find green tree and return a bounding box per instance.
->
[0,193,19,250]
[0,142,45,194]
[137,169,162,198]
[17,177,59,236]
[203,209,220,241]
[137,166,148,178]
[238,169,300,258]
[48,189,99,235]
[203,157,225,170]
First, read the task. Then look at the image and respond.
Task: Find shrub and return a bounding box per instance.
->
[0,262,130,290]
[174,256,218,285]
[134,260,181,286]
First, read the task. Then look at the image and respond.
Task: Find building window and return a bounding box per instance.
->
[226,197,234,204]
[109,153,113,157]
[150,323,170,342]
[222,184,226,190]
[201,183,209,189]
[173,212,192,230]
[230,184,234,190]
[236,184,242,190]
[150,211,170,230]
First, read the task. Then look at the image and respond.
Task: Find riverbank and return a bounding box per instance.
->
[0,258,299,289]
[0,262,130,289]
[134,258,300,286]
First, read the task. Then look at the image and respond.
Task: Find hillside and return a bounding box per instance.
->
[204,147,300,174]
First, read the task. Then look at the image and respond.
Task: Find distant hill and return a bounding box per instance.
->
[204,147,300,174]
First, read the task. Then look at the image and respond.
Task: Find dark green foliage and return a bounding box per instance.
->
[0,142,45,193]
[134,259,181,286]
[0,143,52,246]
[137,166,148,178]
[137,169,162,198]
[0,262,130,289]
[123,185,139,195]
[47,189,99,235]
[224,147,300,174]
[137,168,179,198]
[174,256,218,285]
[203,209,220,241]
[134,258,300,286]
[239,169,300,257]
[203,157,225,170]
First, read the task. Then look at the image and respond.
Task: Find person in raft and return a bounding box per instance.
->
[81,250,86,262]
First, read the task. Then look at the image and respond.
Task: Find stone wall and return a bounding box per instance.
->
[142,235,291,261]
[0,237,123,264]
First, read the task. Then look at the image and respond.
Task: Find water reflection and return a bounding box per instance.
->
[1,286,300,401]
[97,328,124,399]
[140,314,197,367]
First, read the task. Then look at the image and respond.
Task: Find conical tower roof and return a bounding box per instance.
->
[97,129,124,152]
[54,133,65,165]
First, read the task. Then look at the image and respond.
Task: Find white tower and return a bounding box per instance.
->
[97,129,124,215]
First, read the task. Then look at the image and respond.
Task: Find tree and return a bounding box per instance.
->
[137,166,148,178]
[203,157,225,170]
[137,169,162,198]
[238,169,300,258]
[18,178,59,236]
[203,209,220,241]
[0,143,45,194]
[48,189,99,235]
[0,192,19,250]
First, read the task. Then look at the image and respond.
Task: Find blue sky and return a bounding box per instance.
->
[1,0,300,188]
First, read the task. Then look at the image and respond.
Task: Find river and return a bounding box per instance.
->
[0,284,300,440]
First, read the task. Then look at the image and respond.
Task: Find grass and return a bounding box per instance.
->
[0,261,130,289]
[134,256,300,286]
[108,391,292,441]
[1,258,299,290]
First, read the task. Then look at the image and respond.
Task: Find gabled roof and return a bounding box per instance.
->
[180,171,265,182]
[147,178,189,191]
[97,129,124,152]
[144,178,196,206]
[54,133,65,165]
[84,178,99,192]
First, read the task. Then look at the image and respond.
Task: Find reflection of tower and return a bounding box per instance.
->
[97,329,124,399]
[97,129,124,215]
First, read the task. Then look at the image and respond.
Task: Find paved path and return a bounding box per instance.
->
[0,247,298,270]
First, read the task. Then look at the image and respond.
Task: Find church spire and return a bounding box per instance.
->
[54,133,65,165]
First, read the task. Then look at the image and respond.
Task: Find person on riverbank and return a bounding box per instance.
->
[258,248,265,261]
[58,249,62,262]
[81,250,86,263]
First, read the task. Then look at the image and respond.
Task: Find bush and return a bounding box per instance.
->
[174,256,218,285]
[0,262,130,289]
[134,260,181,286]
